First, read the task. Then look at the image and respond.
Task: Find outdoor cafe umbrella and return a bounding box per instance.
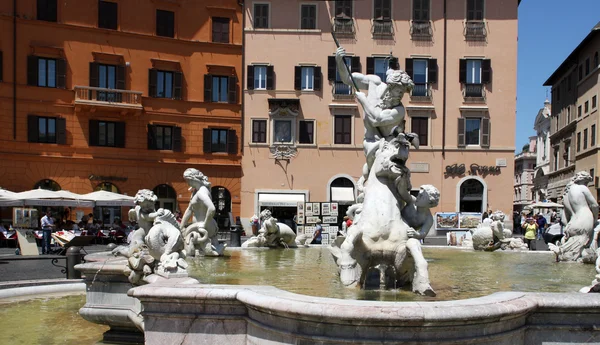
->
[80,190,135,207]
[529,201,564,208]
[0,189,21,206]
[9,188,95,207]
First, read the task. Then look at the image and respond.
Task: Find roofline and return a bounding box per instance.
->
[543,23,600,86]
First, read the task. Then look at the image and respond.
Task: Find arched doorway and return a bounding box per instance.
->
[458,178,485,212]
[94,182,121,225]
[33,179,61,191]
[153,184,177,212]
[328,175,356,223]
[211,186,231,230]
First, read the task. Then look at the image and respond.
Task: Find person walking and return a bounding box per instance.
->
[522,217,538,251]
[311,219,323,245]
[535,214,547,240]
[40,209,56,255]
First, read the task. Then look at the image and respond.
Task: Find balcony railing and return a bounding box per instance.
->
[372,19,393,37]
[332,17,355,35]
[410,83,432,101]
[462,83,486,99]
[74,86,143,109]
[410,21,433,40]
[464,21,487,41]
[332,81,354,100]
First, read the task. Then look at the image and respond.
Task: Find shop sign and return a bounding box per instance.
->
[89,174,128,182]
[444,163,501,177]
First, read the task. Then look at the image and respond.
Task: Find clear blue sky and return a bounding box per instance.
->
[516,0,600,152]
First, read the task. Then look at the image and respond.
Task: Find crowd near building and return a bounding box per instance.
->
[0,0,521,236]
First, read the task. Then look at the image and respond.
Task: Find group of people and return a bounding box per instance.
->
[519,211,561,251]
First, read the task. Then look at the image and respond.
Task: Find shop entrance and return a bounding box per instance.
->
[459,178,484,212]
[259,206,298,233]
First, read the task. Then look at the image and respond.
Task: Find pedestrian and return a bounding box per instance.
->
[535,213,547,240]
[522,217,537,251]
[341,216,349,235]
[311,219,323,245]
[40,209,56,255]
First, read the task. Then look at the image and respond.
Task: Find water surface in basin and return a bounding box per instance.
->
[188,247,595,302]
[0,294,107,345]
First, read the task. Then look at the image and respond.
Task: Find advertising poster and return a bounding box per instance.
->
[321,203,331,216]
[305,203,313,216]
[330,203,339,216]
[312,203,320,215]
[321,233,330,245]
[304,226,315,235]
[306,216,320,224]
[435,212,459,230]
[446,231,473,246]
[296,225,304,235]
[459,213,482,229]
[323,216,337,224]
[297,202,305,225]
[329,225,339,234]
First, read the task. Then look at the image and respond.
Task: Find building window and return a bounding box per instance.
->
[247,65,273,91]
[210,129,228,153]
[466,60,481,84]
[460,59,490,97]
[203,128,237,154]
[148,124,182,151]
[595,52,599,69]
[567,107,571,123]
[273,119,293,144]
[578,105,582,118]
[253,3,269,29]
[467,0,484,21]
[413,0,430,21]
[149,69,182,99]
[411,117,428,146]
[458,117,489,147]
[28,115,66,144]
[98,1,118,30]
[27,56,67,89]
[205,75,236,104]
[465,118,480,145]
[593,95,597,109]
[333,0,354,34]
[89,120,125,147]
[299,120,315,144]
[37,58,57,87]
[156,9,175,38]
[96,182,119,193]
[413,59,428,97]
[564,143,570,167]
[585,101,589,114]
[254,66,267,90]
[300,66,314,90]
[34,179,61,191]
[553,147,558,171]
[300,4,316,29]
[251,119,267,143]
[335,0,353,18]
[212,17,230,43]
[335,57,352,95]
[592,124,596,147]
[577,132,581,152]
[591,169,595,180]
[584,128,588,150]
[374,0,391,20]
[37,0,57,22]
[334,115,352,145]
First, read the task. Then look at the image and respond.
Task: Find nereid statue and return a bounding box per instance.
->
[241,209,310,248]
[471,211,527,251]
[329,47,438,295]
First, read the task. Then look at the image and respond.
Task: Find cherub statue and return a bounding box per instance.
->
[180,168,225,256]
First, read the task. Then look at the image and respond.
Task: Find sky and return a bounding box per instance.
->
[516,0,600,152]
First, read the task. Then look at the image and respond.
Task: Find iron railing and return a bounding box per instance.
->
[411,83,431,100]
[410,21,433,40]
[332,81,354,100]
[464,21,487,40]
[75,86,143,108]
[372,19,393,37]
[332,18,355,35]
[463,83,485,98]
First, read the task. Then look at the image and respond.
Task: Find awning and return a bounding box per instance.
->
[258,193,305,207]
[331,187,355,202]
[461,194,482,201]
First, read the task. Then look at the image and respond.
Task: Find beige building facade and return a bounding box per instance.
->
[241,0,519,234]
[513,137,537,213]
[545,22,600,201]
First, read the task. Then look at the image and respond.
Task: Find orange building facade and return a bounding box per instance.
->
[0,0,243,225]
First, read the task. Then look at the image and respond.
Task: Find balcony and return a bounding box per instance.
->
[372,19,393,38]
[332,17,355,36]
[464,21,487,41]
[74,86,143,112]
[410,21,432,41]
[410,83,432,102]
[332,81,354,100]
[462,83,486,101]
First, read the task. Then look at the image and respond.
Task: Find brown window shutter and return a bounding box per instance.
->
[172,126,182,152]
[89,120,99,146]
[115,122,126,148]
[56,117,67,145]
[457,118,465,147]
[247,65,255,90]
[56,58,66,89]
[366,57,374,75]
[204,74,212,102]
[459,59,467,84]
[173,71,183,100]
[481,118,490,148]
[28,115,39,142]
[89,62,99,87]
[0,51,3,81]
[266,66,274,90]
[203,128,212,153]
[350,56,361,73]
[228,76,237,104]
[294,66,302,90]
[327,56,336,81]
[27,56,39,86]
[227,129,238,154]
[314,66,322,91]
[481,59,491,84]
[148,69,157,97]
[147,124,156,150]
[405,58,414,79]
[116,65,126,90]
[428,59,438,83]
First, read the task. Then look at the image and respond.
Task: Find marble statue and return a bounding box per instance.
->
[180,168,226,257]
[329,45,438,296]
[580,221,600,293]
[549,172,599,262]
[471,211,527,251]
[113,189,188,284]
[241,209,310,248]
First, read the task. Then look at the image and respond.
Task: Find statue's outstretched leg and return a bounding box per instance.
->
[406,238,436,296]
[339,226,363,287]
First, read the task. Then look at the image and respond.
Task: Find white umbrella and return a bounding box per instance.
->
[0,189,22,206]
[12,188,95,207]
[529,201,564,208]
[81,190,135,207]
